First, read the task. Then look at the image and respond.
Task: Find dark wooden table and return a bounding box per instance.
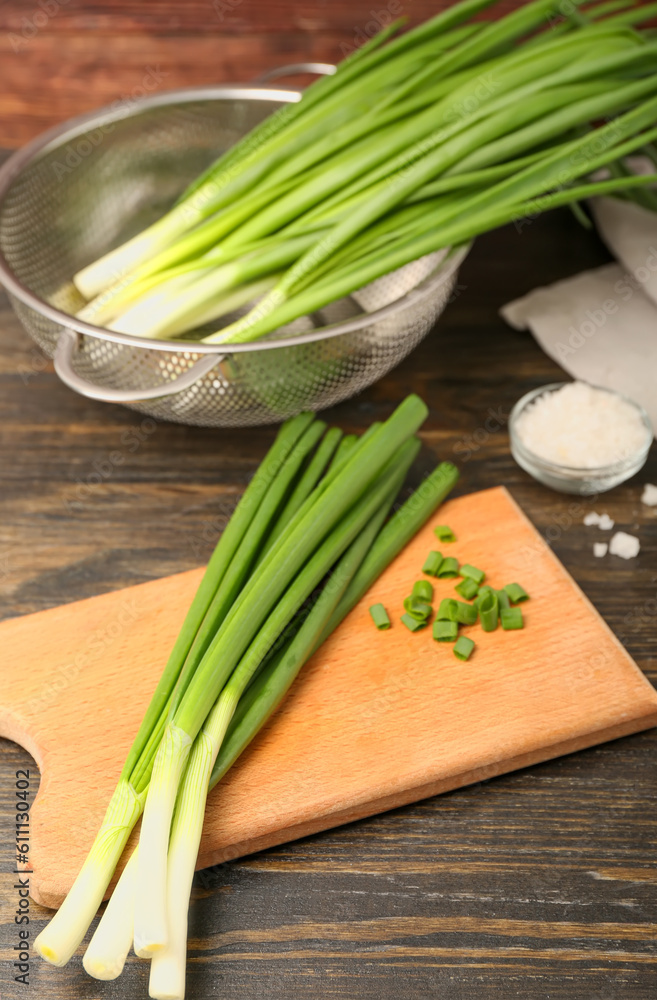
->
[1,193,655,999]
[0,0,527,148]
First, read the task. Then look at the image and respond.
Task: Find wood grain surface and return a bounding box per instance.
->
[1,2,656,145]
[3,486,656,912]
[0,0,534,147]
[0,158,655,997]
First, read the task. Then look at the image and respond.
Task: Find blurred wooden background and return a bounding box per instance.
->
[0,0,528,147]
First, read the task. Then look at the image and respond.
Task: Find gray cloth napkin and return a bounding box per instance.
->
[501,197,657,433]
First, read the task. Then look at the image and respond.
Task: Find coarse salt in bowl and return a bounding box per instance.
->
[509,381,653,495]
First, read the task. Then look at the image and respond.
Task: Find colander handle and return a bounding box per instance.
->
[53,329,224,403]
[254,63,336,84]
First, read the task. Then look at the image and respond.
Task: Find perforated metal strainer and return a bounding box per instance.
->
[0,70,469,427]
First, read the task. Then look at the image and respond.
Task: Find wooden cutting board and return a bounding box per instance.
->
[2,486,656,909]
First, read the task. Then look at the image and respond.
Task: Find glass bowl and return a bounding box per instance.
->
[509,382,653,495]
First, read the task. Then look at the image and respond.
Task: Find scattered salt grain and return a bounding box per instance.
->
[609,531,640,559]
[514,381,648,469]
[584,511,614,529]
[593,542,608,558]
[641,483,657,507]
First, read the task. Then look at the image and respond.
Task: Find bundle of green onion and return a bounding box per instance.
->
[34,395,460,998]
[74,0,657,345]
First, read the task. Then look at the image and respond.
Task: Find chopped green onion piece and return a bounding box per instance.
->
[455,577,479,600]
[504,582,530,604]
[433,620,458,642]
[369,603,391,630]
[323,462,459,639]
[437,556,459,578]
[478,589,499,632]
[453,636,475,661]
[437,598,458,621]
[422,551,443,576]
[460,563,485,585]
[412,580,434,602]
[401,612,427,632]
[438,597,476,626]
[453,600,477,626]
[501,607,524,630]
[434,524,456,542]
[403,596,432,621]
[496,588,511,611]
[414,601,432,619]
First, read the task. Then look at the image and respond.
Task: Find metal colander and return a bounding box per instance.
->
[0,69,469,427]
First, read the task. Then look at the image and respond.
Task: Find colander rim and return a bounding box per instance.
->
[0,84,470,356]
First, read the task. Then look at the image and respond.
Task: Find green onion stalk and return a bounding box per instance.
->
[131,396,429,956]
[204,84,657,344]
[72,0,497,299]
[83,454,460,990]
[68,0,657,345]
[33,411,322,967]
[72,6,479,292]
[147,446,419,998]
[34,395,459,981]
